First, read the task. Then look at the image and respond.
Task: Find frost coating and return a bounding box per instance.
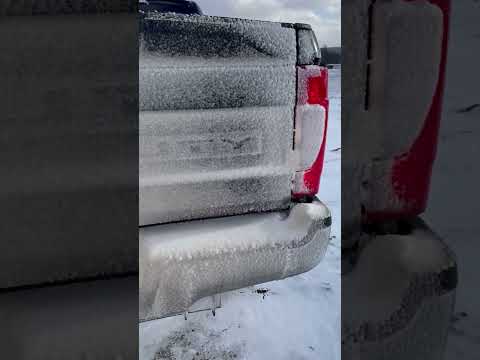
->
[141,13,296,62]
[139,106,295,225]
[140,61,295,111]
[342,0,445,233]
[369,0,443,157]
[294,105,326,171]
[139,15,297,225]
[139,201,331,321]
[140,67,341,360]
[362,0,444,216]
[343,219,456,359]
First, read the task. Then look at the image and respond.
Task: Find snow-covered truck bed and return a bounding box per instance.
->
[139,13,332,320]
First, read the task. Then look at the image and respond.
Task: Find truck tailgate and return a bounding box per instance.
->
[140,14,297,226]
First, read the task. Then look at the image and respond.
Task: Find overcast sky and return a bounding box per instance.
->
[197,0,340,46]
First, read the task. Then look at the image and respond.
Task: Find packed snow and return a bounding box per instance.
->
[139,67,341,360]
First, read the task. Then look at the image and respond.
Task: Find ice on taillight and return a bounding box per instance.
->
[362,0,449,220]
[295,104,326,171]
[292,65,329,198]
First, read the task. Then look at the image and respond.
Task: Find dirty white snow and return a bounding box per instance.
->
[139,67,341,360]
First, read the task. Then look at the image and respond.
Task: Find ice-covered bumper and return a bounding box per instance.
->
[342,218,457,359]
[139,199,331,321]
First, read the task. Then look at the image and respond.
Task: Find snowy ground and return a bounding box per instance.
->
[423,2,480,358]
[139,67,341,360]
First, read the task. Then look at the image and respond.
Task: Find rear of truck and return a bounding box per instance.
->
[342,1,457,359]
[139,13,332,320]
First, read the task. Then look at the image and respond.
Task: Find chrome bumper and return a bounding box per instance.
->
[342,218,457,359]
[139,200,331,321]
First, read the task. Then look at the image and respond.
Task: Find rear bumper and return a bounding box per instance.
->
[139,199,331,321]
[342,218,457,359]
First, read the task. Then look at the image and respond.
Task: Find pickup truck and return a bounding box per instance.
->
[342,1,457,359]
[139,1,332,320]
[0,1,331,356]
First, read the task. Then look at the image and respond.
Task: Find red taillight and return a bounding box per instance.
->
[363,0,450,221]
[292,65,329,199]
[308,76,328,105]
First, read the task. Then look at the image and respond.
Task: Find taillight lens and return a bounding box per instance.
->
[292,65,329,199]
[363,0,450,221]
